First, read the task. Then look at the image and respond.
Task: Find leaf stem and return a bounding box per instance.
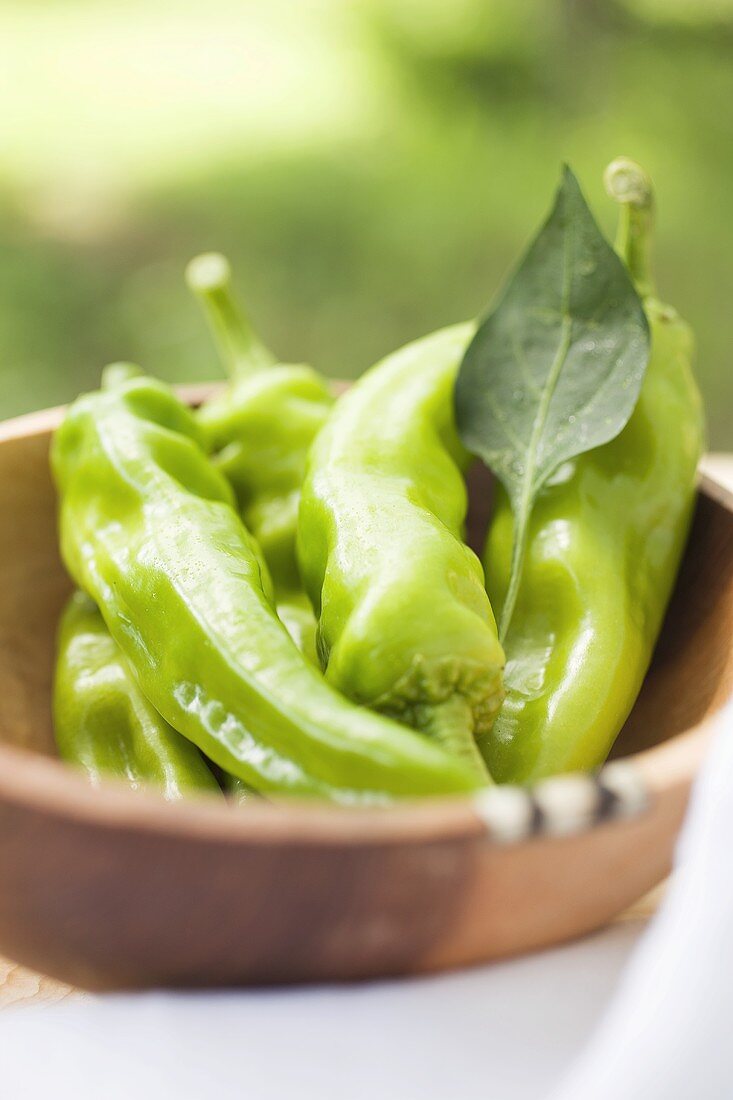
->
[499,498,529,644]
[603,158,655,299]
[185,252,275,380]
[498,315,572,642]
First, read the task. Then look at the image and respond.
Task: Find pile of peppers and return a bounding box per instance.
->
[51,161,704,803]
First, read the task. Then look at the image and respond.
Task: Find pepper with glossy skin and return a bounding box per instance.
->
[481,159,704,783]
[52,254,328,798]
[54,590,220,799]
[52,365,484,801]
[298,324,505,779]
[188,254,333,660]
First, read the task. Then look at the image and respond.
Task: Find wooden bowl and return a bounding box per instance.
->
[0,388,730,991]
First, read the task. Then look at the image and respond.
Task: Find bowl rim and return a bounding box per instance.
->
[0,395,726,850]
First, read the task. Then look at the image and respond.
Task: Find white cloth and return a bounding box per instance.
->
[551,702,733,1100]
[0,925,641,1100]
[2,705,732,1100]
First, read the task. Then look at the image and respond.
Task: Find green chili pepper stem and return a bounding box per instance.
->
[604,157,656,300]
[101,362,144,390]
[186,252,276,379]
[419,697,491,779]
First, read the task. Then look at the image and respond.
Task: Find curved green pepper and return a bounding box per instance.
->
[54,590,220,799]
[481,159,705,782]
[52,366,484,802]
[52,254,329,801]
[298,323,505,779]
[187,254,333,661]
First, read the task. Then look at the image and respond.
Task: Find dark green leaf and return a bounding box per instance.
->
[454,165,650,639]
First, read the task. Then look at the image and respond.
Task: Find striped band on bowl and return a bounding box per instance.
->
[472,760,649,844]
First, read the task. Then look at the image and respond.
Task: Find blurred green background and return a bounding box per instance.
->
[1,0,732,444]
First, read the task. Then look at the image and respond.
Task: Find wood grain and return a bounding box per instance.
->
[0,401,728,993]
[0,959,81,1009]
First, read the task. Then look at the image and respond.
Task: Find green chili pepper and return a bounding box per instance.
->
[52,253,329,799]
[52,365,484,801]
[187,254,333,662]
[54,589,221,798]
[480,159,705,783]
[298,323,505,779]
